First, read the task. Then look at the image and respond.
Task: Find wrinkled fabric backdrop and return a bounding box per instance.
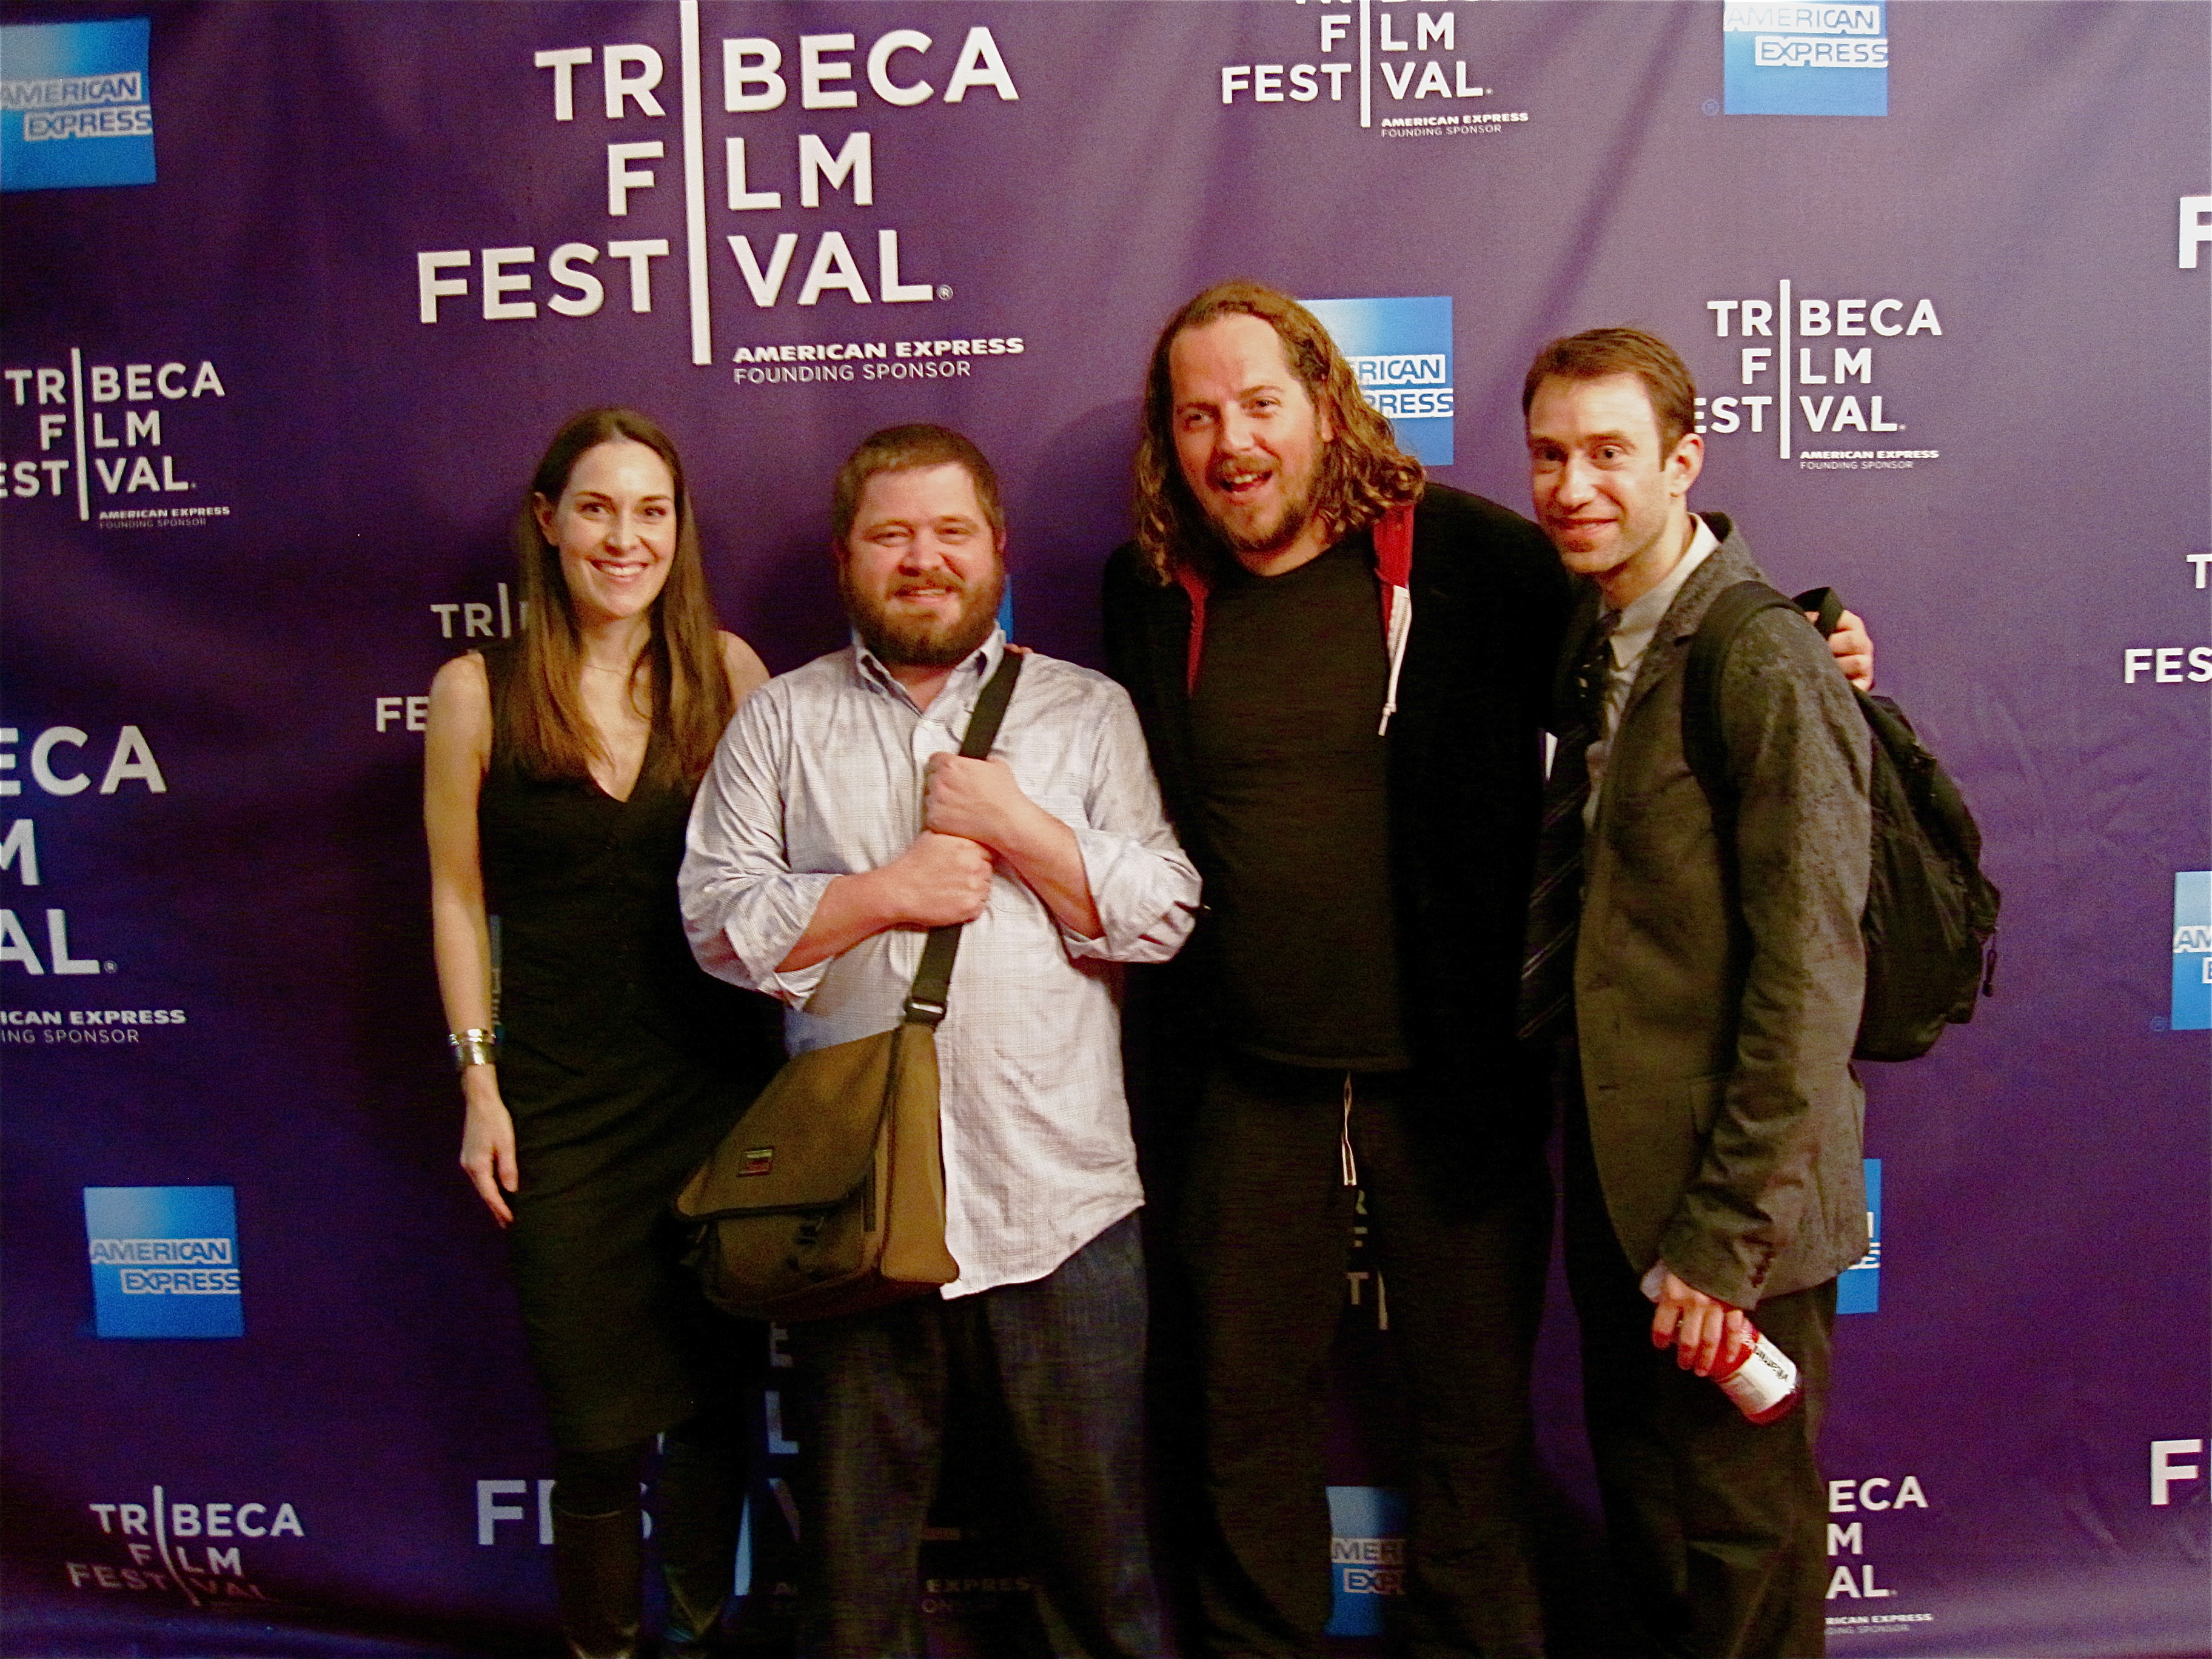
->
[2,3,2206,1655]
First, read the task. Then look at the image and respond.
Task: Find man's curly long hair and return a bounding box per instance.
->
[1131,280,1424,586]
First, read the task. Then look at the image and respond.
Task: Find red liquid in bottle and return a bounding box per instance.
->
[1713,1330,1801,1424]
[1641,1264,1803,1424]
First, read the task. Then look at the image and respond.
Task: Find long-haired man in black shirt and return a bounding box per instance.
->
[1102,282,1870,1659]
[1105,281,1569,1659]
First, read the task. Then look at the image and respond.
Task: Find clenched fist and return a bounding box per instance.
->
[922,751,1103,942]
[922,752,1044,854]
[880,828,995,929]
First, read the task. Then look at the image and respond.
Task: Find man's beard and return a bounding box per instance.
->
[843,564,1004,668]
[1199,452,1326,557]
[1214,493,1313,556]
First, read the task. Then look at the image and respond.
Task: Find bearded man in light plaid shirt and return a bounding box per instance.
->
[680,423,1201,1659]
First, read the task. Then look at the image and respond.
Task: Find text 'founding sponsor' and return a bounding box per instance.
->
[729,333,1024,386]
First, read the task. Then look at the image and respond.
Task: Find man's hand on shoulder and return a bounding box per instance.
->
[1822,607,1875,692]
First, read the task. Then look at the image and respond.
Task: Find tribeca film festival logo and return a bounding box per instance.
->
[1822,1471,1930,1631]
[0,354,230,528]
[83,1186,243,1338]
[2119,491,2211,697]
[1723,2,1888,118]
[1694,286,1943,470]
[1306,296,1453,466]
[0,17,156,193]
[412,10,1026,384]
[2110,204,2211,705]
[1,722,175,1027]
[1215,0,1527,139]
[71,1485,302,1606]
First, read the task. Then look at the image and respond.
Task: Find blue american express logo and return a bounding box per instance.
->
[1,19,157,190]
[1836,1159,1881,1313]
[1304,297,1455,464]
[1326,1485,1406,1636]
[83,1187,243,1336]
[1723,0,1888,117]
[2174,872,2211,1031]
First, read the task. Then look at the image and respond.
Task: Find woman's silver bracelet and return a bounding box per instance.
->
[447,1028,499,1071]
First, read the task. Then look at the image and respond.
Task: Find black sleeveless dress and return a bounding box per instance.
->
[478,648,780,1452]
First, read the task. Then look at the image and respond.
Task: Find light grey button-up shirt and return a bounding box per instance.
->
[679,631,1201,1298]
[1584,514,1720,828]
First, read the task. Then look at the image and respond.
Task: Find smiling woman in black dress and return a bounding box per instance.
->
[423,408,776,1659]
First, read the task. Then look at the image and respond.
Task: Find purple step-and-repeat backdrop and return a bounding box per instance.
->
[3,2,2207,1655]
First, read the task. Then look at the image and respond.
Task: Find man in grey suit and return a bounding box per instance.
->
[1518,327,1871,1658]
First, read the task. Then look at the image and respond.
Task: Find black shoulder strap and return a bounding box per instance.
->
[1792,586,1845,637]
[478,640,517,734]
[1682,580,1799,814]
[902,650,1026,1027]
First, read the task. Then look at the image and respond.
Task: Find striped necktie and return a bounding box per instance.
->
[1515,614,1619,1045]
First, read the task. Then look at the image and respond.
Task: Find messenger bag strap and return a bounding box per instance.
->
[901,649,1026,1028]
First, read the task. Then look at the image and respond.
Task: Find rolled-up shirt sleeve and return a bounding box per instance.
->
[1057,688,1201,965]
[679,687,837,1007]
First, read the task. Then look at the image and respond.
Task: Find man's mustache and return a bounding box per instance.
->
[889,572,968,597]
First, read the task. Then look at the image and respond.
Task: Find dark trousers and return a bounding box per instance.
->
[1179,1053,1551,1659]
[1561,1079,1834,1659]
[791,1213,1165,1659]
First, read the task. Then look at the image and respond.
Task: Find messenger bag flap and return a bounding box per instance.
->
[672,1027,897,1219]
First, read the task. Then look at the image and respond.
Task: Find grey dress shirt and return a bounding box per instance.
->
[1584,515,1719,827]
[679,631,1202,1298]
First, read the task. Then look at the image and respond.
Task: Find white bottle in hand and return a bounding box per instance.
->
[1640,1263,1802,1425]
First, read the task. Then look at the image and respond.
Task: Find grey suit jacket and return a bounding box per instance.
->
[1571,514,1871,1308]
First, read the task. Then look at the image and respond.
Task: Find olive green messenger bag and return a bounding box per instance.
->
[674,651,1024,1323]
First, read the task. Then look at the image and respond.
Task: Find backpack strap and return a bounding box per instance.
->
[902,649,1025,1027]
[1792,586,1845,638]
[1682,580,1801,817]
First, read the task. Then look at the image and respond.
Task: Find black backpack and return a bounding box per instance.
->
[1683,582,2000,1062]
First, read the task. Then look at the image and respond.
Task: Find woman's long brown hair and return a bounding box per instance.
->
[495,407,733,788]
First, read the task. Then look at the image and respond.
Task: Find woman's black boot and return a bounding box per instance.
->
[654,1436,743,1657]
[551,1503,643,1659]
